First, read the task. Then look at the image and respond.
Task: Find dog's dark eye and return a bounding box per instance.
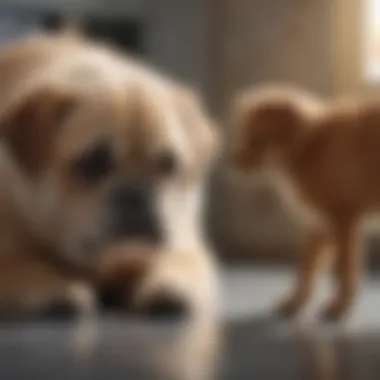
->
[155,151,177,177]
[74,141,115,184]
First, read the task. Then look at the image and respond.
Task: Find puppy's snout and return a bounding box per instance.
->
[111,181,149,214]
[108,181,162,242]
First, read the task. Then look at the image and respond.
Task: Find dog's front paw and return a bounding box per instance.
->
[275,294,306,319]
[42,282,96,320]
[40,282,96,320]
[138,291,189,321]
[135,268,204,322]
[0,281,96,321]
[134,248,218,322]
[319,297,351,323]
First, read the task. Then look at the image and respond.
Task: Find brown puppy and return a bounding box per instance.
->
[232,85,380,321]
[0,34,219,319]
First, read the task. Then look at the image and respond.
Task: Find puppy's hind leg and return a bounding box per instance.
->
[276,229,331,319]
[0,257,95,320]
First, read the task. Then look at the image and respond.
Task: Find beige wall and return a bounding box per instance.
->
[333,0,380,96]
[208,0,336,261]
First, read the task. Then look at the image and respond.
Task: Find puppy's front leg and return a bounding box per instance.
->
[277,229,331,318]
[136,247,219,321]
[0,257,95,319]
[320,221,360,321]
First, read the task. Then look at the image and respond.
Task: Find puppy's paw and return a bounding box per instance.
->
[275,295,305,319]
[40,282,96,320]
[135,270,197,322]
[94,248,151,311]
[319,298,350,323]
[134,248,218,322]
[138,292,189,321]
[41,300,81,319]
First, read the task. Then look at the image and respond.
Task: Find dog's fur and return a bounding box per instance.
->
[232,84,380,321]
[0,34,219,319]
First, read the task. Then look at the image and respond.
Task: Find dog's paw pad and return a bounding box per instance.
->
[319,302,348,323]
[40,299,80,320]
[98,280,133,311]
[41,283,95,320]
[139,294,188,321]
[275,298,303,319]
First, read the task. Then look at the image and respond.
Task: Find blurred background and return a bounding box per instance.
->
[1,1,380,379]
[0,0,373,266]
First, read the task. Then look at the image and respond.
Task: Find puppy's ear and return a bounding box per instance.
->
[0,85,78,176]
[254,100,304,145]
[175,86,220,171]
[236,88,321,147]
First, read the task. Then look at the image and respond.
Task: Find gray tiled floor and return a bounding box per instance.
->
[0,267,380,380]
[222,267,380,327]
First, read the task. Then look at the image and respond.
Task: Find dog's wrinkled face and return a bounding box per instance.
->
[1,79,218,265]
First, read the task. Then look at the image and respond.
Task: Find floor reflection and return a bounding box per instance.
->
[0,315,221,380]
[222,316,380,380]
[1,315,380,380]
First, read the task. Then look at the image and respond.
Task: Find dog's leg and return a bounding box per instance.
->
[276,229,331,318]
[0,257,95,319]
[135,247,218,321]
[93,246,152,311]
[320,221,359,321]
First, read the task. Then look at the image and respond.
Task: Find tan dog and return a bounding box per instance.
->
[232,85,380,321]
[0,34,219,319]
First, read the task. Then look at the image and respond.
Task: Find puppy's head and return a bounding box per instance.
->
[231,86,322,172]
[0,73,219,265]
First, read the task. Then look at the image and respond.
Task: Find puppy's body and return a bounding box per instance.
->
[233,86,380,320]
[0,35,219,319]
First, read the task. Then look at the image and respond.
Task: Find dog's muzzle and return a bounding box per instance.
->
[108,180,162,243]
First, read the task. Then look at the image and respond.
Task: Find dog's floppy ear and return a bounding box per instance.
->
[253,99,304,145]
[175,86,220,171]
[0,85,79,176]
[236,87,322,147]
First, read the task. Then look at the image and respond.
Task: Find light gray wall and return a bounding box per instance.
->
[144,0,212,95]
[205,0,336,260]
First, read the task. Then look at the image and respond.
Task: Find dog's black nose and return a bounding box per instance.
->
[108,180,162,241]
[111,181,149,213]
